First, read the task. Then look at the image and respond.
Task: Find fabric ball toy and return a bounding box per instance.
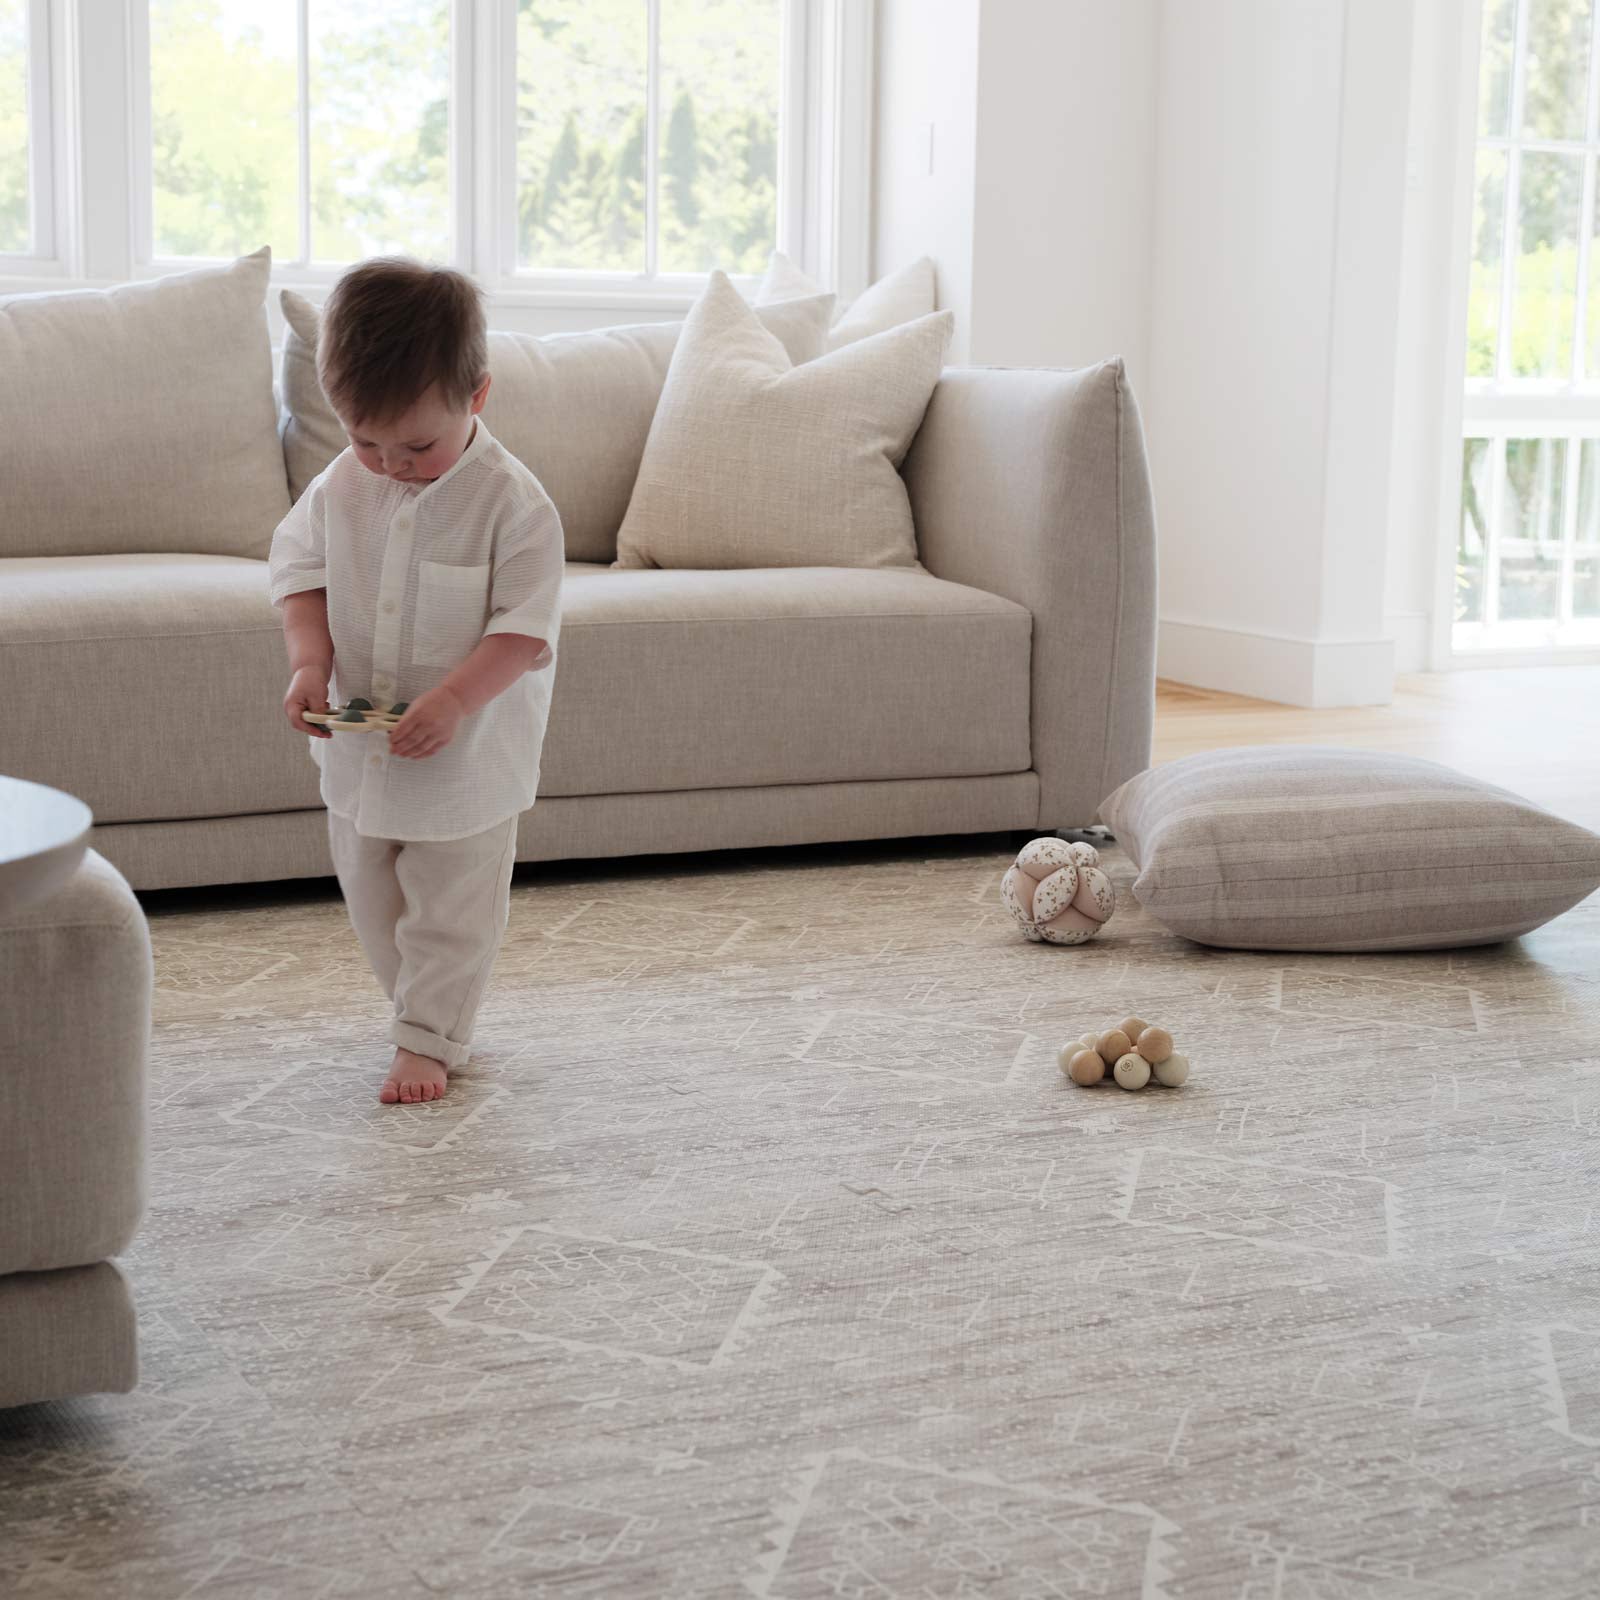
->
[1000,838,1116,946]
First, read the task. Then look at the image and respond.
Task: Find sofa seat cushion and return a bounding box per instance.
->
[542,566,1031,795]
[0,558,1032,825]
[0,554,321,825]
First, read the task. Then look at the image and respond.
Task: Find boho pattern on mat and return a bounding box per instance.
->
[3,838,1599,1599]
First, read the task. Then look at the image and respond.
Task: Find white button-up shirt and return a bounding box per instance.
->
[268,420,563,842]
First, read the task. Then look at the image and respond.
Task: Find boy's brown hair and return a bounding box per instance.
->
[318,258,487,425]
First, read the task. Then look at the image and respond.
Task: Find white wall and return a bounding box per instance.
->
[873,0,982,362]
[1386,0,1477,673]
[873,0,1156,382]
[875,0,1435,707]
[969,1,1157,389]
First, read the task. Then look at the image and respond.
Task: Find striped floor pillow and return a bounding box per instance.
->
[1098,746,1600,952]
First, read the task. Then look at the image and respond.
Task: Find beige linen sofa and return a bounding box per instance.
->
[0,251,1157,892]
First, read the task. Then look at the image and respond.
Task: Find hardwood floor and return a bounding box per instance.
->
[1153,667,1600,831]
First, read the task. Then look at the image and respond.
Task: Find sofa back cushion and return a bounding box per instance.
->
[0,249,288,559]
[279,288,835,563]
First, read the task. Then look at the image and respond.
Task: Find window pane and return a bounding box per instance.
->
[309,0,450,262]
[1574,553,1600,616]
[1576,438,1600,543]
[1522,0,1591,141]
[1467,150,1507,378]
[151,0,298,259]
[517,1,647,273]
[1498,550,1564,618]
[1510,151,1582,377]
[0,0,29,253]
[1505,436,1567,540]
[1480,0,1517,137]
[657,0,781,275]
[1458,438,1492,626]
[1499,437,1566,622]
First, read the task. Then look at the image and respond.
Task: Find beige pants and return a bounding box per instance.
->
[327,810,520,1069]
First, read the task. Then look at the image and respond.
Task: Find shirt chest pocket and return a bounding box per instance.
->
[413,560,492,668]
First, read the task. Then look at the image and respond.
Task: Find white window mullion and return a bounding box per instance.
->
[644,0,660,279]
[23,0,53,257]
[1496,0,1530,384]
[448,0,472,271]
[1485,434,1507,627]
[297,0,311,267]
[1575,153,1596,379]
[1560,433,1582,623]
[777,0,806,261]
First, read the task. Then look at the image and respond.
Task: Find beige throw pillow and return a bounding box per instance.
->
[277,288,834,565]
[1098,746,1600,952]
[1,248,287,559]
[614,271,953,571]
[757,250,937,350]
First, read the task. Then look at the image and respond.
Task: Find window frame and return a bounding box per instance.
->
[0,0,60,271]
[102,0,868,313]
[1445,0,1600,664]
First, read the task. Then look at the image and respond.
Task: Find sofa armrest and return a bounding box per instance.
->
[903,358,1157,830]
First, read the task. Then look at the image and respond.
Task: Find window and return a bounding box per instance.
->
[1458,0,1600,653]
[0,0,49,260]
[125,0,803,296]
[514,0,780,277]
[146,0,453,265]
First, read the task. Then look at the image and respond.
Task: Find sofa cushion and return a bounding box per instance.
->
[279,287,836,562]
[541,565,1031,794]
[0,555,321,825]
[0,249,288,560]
[758,250,938,350]
[615,273,953,571]
[0,557,1030,825]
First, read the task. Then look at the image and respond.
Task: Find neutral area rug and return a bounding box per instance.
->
[3,834,1599,1598]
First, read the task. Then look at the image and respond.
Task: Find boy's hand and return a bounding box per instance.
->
[388,686,464,759]
[285,667,332,738]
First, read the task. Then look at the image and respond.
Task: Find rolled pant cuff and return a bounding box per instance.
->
[390,1021,471,1070]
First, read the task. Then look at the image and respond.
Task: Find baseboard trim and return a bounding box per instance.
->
[1157,618,1395,707]
[1385,610,1431,674]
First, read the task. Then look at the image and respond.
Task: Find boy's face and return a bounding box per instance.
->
[342,376,491,486]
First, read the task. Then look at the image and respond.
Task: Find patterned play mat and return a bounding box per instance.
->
[3,834,1598,1598]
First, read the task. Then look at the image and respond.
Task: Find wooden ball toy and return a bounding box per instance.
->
[1153,1051,1189,1087]
[1067,1049,1106,1086]
[1134,1026,1173,1065]
[1060,1016,1195,1091]
[1000,838,1116,946]
[1113,1052,1151,1090]
[1095,1028,1132,1065]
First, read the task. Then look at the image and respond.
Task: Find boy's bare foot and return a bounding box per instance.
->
[381,1046,448,1105]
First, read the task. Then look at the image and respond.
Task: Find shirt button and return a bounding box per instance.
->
[382,601,396,615]
[369,754,381,769]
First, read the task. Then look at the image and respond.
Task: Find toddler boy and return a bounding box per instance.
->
[268,258,563,1105]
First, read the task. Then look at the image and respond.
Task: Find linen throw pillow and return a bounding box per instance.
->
[613,271,953,571]
[757,250,937,350]
[1098,746,1600,952]
[1,247,287,559]
[278,287,835,564]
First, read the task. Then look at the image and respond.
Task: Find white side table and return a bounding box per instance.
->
[0,775,94,917]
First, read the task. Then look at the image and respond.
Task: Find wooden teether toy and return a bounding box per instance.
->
[1001,838,1116,946]
[1056,1014,1192,1092]
[303,698,411,733]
